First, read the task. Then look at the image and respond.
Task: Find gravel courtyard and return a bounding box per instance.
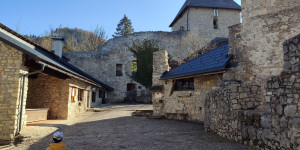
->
[11,104,250,150]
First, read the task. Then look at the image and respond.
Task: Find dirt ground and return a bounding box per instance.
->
[9,104,250,150]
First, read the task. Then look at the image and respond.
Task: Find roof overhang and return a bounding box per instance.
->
[0,24,114,91]
[160,68,227,80]
[169,6,241,27]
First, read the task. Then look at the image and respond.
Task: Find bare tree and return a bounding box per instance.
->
[85,25,107,50]
[14,20,21,33]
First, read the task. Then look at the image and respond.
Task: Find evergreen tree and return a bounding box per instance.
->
[114,14,134,37]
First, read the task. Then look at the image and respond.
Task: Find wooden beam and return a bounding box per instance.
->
[169,79,177,96]
[164,71,226,80]
[25,58,69,79]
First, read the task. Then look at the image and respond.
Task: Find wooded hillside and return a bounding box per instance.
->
[25,26,106,52]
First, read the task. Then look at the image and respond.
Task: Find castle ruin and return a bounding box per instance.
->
[64,0,241,103]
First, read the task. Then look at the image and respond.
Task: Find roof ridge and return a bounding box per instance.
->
[169,0,241,27]
[180,43,228,65]
[187,0,193,6]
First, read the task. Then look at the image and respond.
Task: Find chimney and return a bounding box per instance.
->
[51,37,64,58]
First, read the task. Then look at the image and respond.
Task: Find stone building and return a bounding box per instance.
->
[0,23,113,144]
[150,0,300,149]
[170,0,241,40]
[203,0,300,149]
[64,0,241,103]
[152,44,232,122]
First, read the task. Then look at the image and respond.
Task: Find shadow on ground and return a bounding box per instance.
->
[21,115,250,150]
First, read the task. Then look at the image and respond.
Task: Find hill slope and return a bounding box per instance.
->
[25,26,106,52]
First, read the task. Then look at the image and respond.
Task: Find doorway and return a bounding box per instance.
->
[126,83,137,101]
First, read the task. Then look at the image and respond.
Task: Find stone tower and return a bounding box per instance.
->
[170,0,241,40]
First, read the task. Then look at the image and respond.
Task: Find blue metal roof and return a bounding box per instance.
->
[0,23,113,91]
[160,44,232,79]
[170,0,241,27]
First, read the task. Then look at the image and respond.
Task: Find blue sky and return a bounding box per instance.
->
[0,0,241,39]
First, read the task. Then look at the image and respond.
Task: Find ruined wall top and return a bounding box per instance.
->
[242,0,300,23]
[222,0,300,85]
[152,50,169,86]
[64,31,209,61]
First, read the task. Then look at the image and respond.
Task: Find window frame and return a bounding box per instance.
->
[213,9,219,29]
[174,78,194,91]
[132,61,137,77]
[179,26,185,31]
[78,89,84,102]
[71,87,77,103]
[99,89,102,98]
[116,64,123,76]
[92,92,96,103]
[213,17,218,29]
[214,9,219,17]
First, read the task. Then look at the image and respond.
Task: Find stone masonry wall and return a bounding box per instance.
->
[64,30,213,102]
[152,51,169,116]
[227,0,300,85]
[205,34,300,149]
[65,48,146,103]
[242,0,300,21]
[90,87,103,108]
[263,35,300,149]
[64,8,240,103]
[27,73,100,119]
[66,31,209,60]
[172,8,240,40]
[163,75,219,121]
[204,2,300,148]
[152,50,219,122]
[67,78,100,119]
[27,74,69,119]
[0,41,28,144]
[205,82,264,147]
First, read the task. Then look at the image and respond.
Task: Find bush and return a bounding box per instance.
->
[128,40,159,88]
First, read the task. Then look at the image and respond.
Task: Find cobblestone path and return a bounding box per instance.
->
[11,104,250,150]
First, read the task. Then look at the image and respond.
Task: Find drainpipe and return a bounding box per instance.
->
[36,61,103,88]
[187,8,190,31]
[17,63,46,135]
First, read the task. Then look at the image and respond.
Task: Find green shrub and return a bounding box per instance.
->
[128,40,159,88]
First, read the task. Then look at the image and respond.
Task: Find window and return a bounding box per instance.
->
[99,89,105,98]
[132,61,137,77]
[71,87,76,102]
[127,83,136,92]
[102,91,106,104]
[92,92,96,103]
[214,9,219,17]
[99,89,106,103]
[99,90,102,98]
[78,89,84,102]
[213,17,218,29]
[174,78,194,91]
[213,9,219,29]
[116,64,123,76]
[179,26,185,31]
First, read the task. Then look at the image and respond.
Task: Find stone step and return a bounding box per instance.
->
[147,115,165,119]
[132,110,153,117]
